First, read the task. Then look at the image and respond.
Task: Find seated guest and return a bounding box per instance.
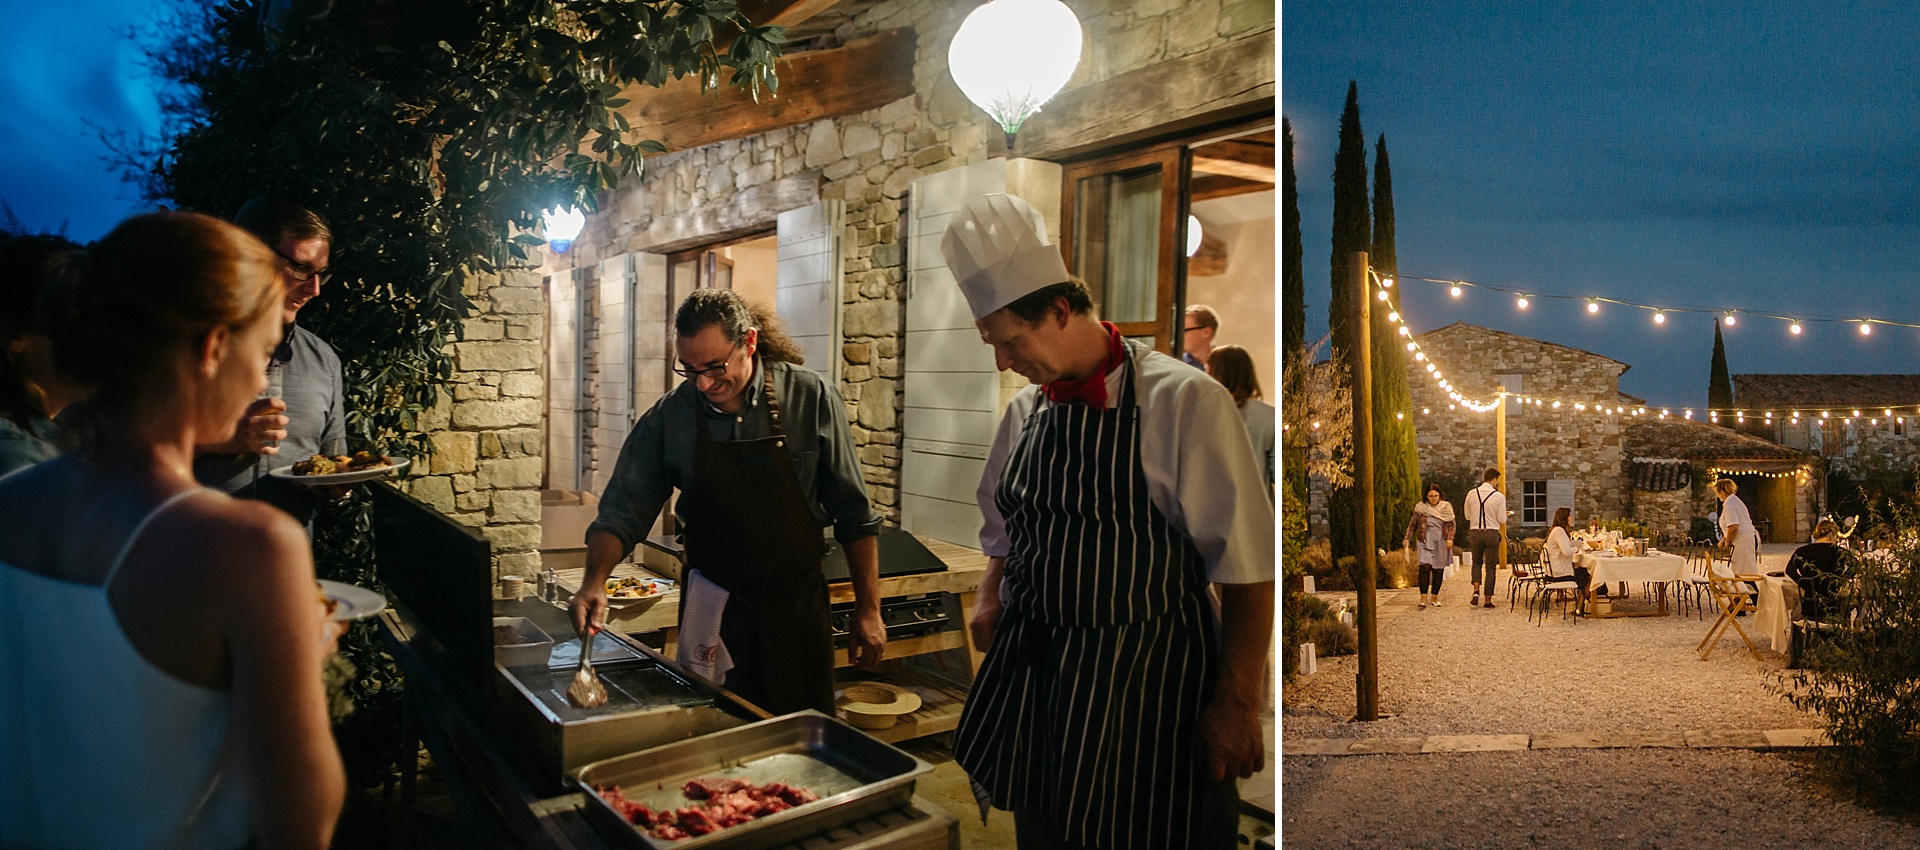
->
[0,212,345,849]
[1786,518,1855,624]
[0,234,89,475]
[1205,345,1274,495]
[1543,507,1591,607]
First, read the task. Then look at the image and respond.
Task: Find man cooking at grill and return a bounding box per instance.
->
[569,289,885,715]
[943,194,1274,850]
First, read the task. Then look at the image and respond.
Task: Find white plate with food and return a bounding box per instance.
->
[270,453,410,484]
[606,575,677,606]
[318,579,387,621]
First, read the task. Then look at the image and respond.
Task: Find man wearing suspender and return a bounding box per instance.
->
[1466,467,1508,607]
[941,194,1274,850]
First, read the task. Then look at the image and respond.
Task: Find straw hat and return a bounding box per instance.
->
[835,682,923,730]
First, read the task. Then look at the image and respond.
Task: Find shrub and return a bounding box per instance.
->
[1310,618,1358,657]
[1775,522,1920,808]
[1689,517,1718,542]
[1378,547,1420,589]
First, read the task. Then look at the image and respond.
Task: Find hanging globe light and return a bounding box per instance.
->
[948,0,1084,150]
[542,206,586,254]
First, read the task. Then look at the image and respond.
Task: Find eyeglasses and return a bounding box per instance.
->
[1183,325,1206,333]
[273,248,332,285]
[672,342,744,381]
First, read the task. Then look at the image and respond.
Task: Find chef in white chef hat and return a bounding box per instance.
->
[939,191,1276,850]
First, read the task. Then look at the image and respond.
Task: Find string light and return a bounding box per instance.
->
[1377,289,1390,301]
[1708,466,1810,480]
[1383,277,1395,288]
[1516,295,1530,309]
[1860,322,1873,336]
[1723,312,1737,327]
[1790,321,1802,335]
[1450,284,1463,297]
[1654,310,1666,324]
[1587,299,1600,314]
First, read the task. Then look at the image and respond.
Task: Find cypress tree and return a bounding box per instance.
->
[1709,319,1734,412]
[1327,81,1370,563]
[1369,134,1421,551]
[1282,116,1306,361]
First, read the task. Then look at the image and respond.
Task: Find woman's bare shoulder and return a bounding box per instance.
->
[152,491,312,582]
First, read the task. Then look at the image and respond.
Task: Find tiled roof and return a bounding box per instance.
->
[1623,418,1809,462]
[1731,374,1920,410]
[1630,458,1691,492]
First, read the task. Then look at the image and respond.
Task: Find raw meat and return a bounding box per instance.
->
[598,778,821,840]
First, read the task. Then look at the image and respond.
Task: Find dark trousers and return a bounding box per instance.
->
[1418,564,1446,595]
[1467,529,1501,593]
[1013,778,1241,850]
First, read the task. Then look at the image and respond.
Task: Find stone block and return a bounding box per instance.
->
[845,365,873,383]
[456,342,541,372]
[1529,732,1606,749]
[843,300,901,338]
[857,379,897,431]
[804,120,843,169]
[492,489,543,524]
[453,383,500,402]
[1763,728,1831,748]
[418,390,453,432]
[882,132,905,161]
[408,475,456,514]
[491,287,545,316]
[1342,737,1426,755]
[505,318,539,340]
[457,491,492,512]
[496,551,542,579]
[500,268,542,289]
[501,372,544,398]
[859,444,885,467]
[877,357,901,378]
[842,124,881,157]
[483,523,542,553]
[450,511,488,527]
[478,456,544,490]
[871,200,900,224]
[1221,0,1275,35]
[909,145,951,169]
[452,473,477,493]
[429,431,479,475]
[871,243,904,269]
[462,319,505,341]
[452,398,543,430]
[840,175,871,203]
[1684,729,1770,748]
[906,128,938,149]
[480,432,504,459]
[1167,0,1219,53]
[882,166,918,199]
[877,338,898,358]
[1109,17,1165,73]
[736,161,774,189]
[843,342,873,365]
[1283,738,1356,756]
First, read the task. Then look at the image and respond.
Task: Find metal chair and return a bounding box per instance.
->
[1508,548,1547,612]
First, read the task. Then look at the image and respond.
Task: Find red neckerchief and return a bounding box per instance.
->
[1043,322,1125,407]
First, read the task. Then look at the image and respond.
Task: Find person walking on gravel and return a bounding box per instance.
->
[1405,482,1455,609]
[1464,467,1507,609]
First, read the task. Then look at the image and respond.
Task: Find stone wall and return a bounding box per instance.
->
[1630,488,1692,540]
[1407,325,1632,525]
[541,0,1274,526]
[401,266,547,586]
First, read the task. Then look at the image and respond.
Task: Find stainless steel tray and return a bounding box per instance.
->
[575,710,933,850]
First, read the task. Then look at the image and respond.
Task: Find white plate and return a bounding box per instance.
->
[319,579,387,621]
[269,456,410,484]
[606,576,676,606]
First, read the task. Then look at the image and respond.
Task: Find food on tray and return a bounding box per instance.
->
[493,624,526,645]
[291,451,392,476]
[316,581,340,618]
[598,778,819,840]
[607,576,663,599]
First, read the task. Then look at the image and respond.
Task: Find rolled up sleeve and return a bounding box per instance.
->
[814,380,881,543]
[586,403,674,553]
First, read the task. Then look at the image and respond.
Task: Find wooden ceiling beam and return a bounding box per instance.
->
[1190,174,1270,202]
[608,27,915,159]
[737,0,846,28]
[1191,156,1274,182]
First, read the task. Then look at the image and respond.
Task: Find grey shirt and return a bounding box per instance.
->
[588,357,881,553]
[192,324,346,525]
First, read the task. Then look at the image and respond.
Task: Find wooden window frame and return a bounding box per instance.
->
[1059,142,1192,354]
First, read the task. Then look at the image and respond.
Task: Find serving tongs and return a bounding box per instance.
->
[567,629,609,709]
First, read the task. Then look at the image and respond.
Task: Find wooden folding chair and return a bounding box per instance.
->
[1698,564,1765,660]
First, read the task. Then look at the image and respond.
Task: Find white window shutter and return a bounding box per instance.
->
[546,268,580,492]
[631,252,669,426]
[591,255,634,494]
[901,158,1063,547]
[1546,479,1575,527]
[776,201,845,382]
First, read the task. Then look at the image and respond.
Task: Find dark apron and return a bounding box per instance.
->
[676,365,835,715]
[952,355,1224,850]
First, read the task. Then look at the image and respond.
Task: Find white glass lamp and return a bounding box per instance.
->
[542,206,586,254]
[948,0,1084,150]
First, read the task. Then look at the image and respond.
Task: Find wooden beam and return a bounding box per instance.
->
[1191,174,1270,202]
[1007,30,1274,162]
[1188,229,1229,277]
[610,28,915,158]
[1192,155,1274,182]
[737,0,844,29]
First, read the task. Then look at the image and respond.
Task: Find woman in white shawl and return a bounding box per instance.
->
[1404,482,1455,609]
[1713,478,1759,577]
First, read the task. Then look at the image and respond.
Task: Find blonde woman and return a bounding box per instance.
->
[1713,478,1758,577]
[1404,482,1455,608]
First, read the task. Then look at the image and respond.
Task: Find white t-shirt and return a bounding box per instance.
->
[978,341,1275,585]
[1466,483,1508,530]
[1718,494,1757,575]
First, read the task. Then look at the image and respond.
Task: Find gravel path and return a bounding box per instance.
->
[1283,584,1816,739]
[1284,749,1920,849]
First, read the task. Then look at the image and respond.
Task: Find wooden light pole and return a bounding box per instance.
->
[1496,392,1508,575]
[1350,251,1379,721]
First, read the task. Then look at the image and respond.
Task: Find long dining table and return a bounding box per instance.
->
[1573,550,1691,617]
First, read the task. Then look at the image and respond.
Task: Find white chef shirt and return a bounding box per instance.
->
[977,340,1275,585]
[1466,483,1507,530]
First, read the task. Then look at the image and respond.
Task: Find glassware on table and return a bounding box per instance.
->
[260,360,285,451]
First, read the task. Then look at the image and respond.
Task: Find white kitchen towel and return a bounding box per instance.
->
[675,569,734,683]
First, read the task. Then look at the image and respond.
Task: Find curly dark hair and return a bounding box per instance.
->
[673,288,805,365]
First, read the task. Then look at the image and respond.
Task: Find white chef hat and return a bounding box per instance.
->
[940,193,1072,320]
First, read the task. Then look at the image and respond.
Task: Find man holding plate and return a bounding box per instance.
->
[193,199,351,526]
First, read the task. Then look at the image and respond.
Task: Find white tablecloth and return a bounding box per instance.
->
[1753,575,1794,651]
[1574,551,1690,586]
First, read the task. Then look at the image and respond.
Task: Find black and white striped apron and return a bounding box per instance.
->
[954,355,1220,850]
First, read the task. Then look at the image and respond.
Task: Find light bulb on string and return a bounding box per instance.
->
[1414,351,1425,361]
[1405,341,1416,351]
[1860,322,1873,336]
[1399,326,1411,336]
[1684,410,1694,419]
[1654,310,1666,324]
[1450,284,1463,298]
[1552,401,1562,409]
[1790,321,1802,335]
[1516,295,1530,310]
[1396,412,1404,420]
[1388,311,1399,322]
[1587,299,1600,314]
[1383,277,1394,288]
[1377,289,1389,302]
[1724,312,1737,327]
[1854,410,1861,418]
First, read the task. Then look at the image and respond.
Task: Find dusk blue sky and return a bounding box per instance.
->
[1284,1,1920,410]
[0,0,168,241]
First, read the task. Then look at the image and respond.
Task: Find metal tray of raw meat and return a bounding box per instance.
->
[573,710,932,849]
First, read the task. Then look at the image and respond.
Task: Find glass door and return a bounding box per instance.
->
[1060,144,1190,353]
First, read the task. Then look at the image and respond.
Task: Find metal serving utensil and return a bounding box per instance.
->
[567,630,609,709]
